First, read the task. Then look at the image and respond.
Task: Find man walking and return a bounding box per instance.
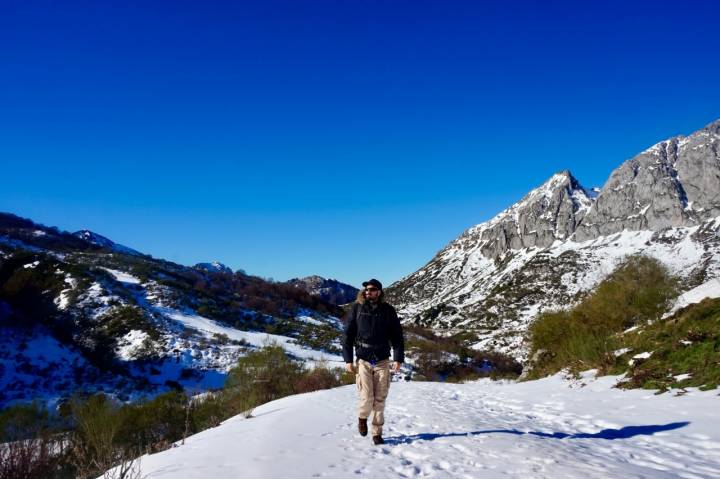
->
[343,278,404,445]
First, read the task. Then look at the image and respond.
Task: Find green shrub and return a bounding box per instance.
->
[224,344,304,411]
[619,297,720,391]
[527,255,677,379]
[68,394,131,478]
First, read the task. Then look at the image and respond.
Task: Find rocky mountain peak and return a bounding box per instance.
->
[463,169,594,260]
[574,119,720,241]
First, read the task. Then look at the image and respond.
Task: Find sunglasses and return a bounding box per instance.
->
[364,287,379,292]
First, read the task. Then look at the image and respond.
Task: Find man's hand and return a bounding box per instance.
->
[391,361,402,372]
[345,363,355,374]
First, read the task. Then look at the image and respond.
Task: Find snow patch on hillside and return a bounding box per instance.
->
[666,278,720,317]
[157,306,343,366]
[101,267,141,284]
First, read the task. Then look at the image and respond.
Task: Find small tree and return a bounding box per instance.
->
[224,343,304,413]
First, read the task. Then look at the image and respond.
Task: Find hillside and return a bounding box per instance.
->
[0,213,345,407]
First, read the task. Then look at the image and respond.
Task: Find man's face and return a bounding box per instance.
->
[364,286,380,302]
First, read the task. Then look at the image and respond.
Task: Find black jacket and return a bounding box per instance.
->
[342,301,404,364]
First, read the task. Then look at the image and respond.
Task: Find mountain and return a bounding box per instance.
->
[575,119,720,240]
[386,119,720,360]
[194,261,233,274]
[105,373,720,478]
[73,230,142,256]
[0,213,345,407]
[286,275,359,305]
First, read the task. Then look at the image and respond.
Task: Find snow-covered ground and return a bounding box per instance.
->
[113,373,720,479]
[666,278,720,317]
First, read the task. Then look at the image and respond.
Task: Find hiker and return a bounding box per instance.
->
[343,278,404,445]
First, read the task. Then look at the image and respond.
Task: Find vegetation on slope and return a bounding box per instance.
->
[0,344,353,479]
[526,255,719,392]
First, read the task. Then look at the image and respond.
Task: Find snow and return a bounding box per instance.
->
[156,306,344,366]
[295,314,324,326]
[112,373,720,479]
[0,328,95,407]
[101,267,141,284]
[22,260,40,269]
[116,330,152,360]
[629,352,652,366]
[666,278,720,317]
[76,282,120,319]
[54,275,77,310]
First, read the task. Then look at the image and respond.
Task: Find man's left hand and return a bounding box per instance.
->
[391,361,402,372]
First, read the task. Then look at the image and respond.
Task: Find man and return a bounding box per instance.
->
[343,278,404,445]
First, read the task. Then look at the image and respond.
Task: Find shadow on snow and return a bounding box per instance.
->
[384,421,690,445]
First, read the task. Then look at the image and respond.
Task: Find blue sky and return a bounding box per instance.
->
[2,0,719,287]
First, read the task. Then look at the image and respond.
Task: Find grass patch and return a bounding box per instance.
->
[617,297,720,391]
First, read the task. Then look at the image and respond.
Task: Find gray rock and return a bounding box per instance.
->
[574,119,720,241]
[478,170,593,259]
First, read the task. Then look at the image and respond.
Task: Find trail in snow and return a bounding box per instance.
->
[116,373,720,479]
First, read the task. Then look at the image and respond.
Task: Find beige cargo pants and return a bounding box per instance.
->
[356,358,391,436]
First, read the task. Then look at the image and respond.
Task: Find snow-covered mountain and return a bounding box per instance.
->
[73,229,142,256]
[387,119,720,360]
[0,214,345,407]
[194,261,233,274]
[106,372,720,478]
[286,275,359,305]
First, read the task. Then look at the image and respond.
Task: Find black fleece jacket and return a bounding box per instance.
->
[342,301,404,364]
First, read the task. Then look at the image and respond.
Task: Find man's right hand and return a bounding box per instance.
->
[345,363,355,374]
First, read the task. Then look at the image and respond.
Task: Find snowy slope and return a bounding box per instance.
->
[666,278,720,317]
[103,268,344,369]
[0,222,347,407]
[111,373,720,479]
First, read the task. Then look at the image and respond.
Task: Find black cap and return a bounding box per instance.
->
[362,278,383,290]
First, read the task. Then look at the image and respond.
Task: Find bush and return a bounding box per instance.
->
[619,297,720,391]
[0,435,61,479]
[0,403,50,442]
[0,403,66,479]
[224,344,304,411]
[527,255,678,378]
[69,394,129,477]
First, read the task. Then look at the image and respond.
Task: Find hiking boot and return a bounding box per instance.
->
[372,435,384,445]
[358,418,368,437]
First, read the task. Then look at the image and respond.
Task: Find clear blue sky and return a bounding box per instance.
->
[2,0,719,287]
